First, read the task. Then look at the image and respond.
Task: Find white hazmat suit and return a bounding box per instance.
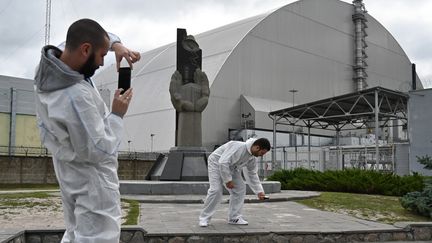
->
[199,138,264,224]
[34,35,123,243]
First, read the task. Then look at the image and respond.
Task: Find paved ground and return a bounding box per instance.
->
[2,189,432,242]
[124,191,403,235]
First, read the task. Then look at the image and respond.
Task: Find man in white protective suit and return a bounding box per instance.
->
[34,19,140,243]
[199,138,271,227]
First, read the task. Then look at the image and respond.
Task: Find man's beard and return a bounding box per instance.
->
[80,52,98,79]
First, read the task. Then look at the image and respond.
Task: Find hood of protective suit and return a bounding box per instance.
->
[245,138,257,155]
[34,45,84,92]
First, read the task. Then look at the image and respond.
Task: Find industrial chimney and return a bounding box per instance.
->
[352,0,368,91]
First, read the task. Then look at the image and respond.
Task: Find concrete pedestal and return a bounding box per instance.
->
[148,147,209,181]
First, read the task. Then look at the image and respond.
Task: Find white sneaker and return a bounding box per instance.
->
[228,217,248,225]
[199,219,209,227]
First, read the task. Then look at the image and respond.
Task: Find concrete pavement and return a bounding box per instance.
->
[2,189,432,242]
[124,190,432,242]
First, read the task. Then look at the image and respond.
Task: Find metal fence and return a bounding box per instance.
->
[0,145,50,157]
[257,146,323,178]
[256,144,396,178]
[0,145,161,161]
[1,144,395,179]
[331,145,394,172]
[117,151,161,161]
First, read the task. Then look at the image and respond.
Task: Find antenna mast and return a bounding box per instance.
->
[45,0,51,45]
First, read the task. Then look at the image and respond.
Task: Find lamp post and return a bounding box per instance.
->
[127,140,132,153]
[150,134,155,152]
[289,89,298,167]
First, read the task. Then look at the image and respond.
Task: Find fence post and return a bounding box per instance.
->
[9,88,17,156]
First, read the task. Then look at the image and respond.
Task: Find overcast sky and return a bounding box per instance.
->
[0,0,431,87]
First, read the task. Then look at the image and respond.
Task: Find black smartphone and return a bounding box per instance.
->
[118,67,131,94]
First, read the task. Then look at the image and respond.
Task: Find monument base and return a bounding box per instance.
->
[148,147,209,181]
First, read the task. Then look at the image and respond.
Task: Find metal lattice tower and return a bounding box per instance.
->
[45,0,51,45]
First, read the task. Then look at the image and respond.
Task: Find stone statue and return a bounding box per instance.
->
[149,28,209,181]
[170,29,210,147]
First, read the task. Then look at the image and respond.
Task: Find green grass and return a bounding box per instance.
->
[0,192,55,208]
[121,199,140,225]
[0,184,59,190]
[0,191,53,199]
[296,192,430,224]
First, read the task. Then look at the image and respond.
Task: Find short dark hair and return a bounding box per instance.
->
[65,18,109,51]
[252,138,271,151]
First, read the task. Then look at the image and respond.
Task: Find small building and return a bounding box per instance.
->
[0,75,42,156]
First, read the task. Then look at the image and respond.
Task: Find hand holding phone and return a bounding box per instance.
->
[118,67,131,94]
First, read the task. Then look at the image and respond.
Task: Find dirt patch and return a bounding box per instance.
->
[0,195,129,230]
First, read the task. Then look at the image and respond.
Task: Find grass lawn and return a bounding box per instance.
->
[296,191,430,224]
[0,184,59,190]
[121,199,140,225]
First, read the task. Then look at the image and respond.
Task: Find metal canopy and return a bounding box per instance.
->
[269,86,408,131]
[268,86,409,170]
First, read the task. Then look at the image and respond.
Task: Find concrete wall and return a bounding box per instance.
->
[0,156,56,184]
[0,113,41,153]
[15,115,41,147]
[409,88,432,176]
[0,156,155,184]
[0,84,41,151]
[394,143,409,176]
[0,113,9,146]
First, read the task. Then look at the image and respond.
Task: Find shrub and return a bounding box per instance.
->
[400,155,432,218]
[267,168,424,196]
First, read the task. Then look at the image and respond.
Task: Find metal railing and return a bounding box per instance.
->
[336,145,394,172]
[117,151,161,161]
[0,146,161,161]
[257,146,323,178]
[257,144,396,178]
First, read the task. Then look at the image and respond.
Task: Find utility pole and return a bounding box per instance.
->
[45,0,51,45]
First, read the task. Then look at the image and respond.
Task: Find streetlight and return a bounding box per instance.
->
[150,134,155,152]
[289,89,298,167]
[127,140,132,153]
[289,89,298,107]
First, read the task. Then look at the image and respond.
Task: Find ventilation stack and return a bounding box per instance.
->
[352,0,368,91]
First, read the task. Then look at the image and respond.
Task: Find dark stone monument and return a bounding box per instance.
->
[149,29,210,181]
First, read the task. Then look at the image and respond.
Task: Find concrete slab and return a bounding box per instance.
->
[121,190,320,203]
[120,180,281,195]
[0,229,23,243]
[139,200,402,236]
[2,189,432,242]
